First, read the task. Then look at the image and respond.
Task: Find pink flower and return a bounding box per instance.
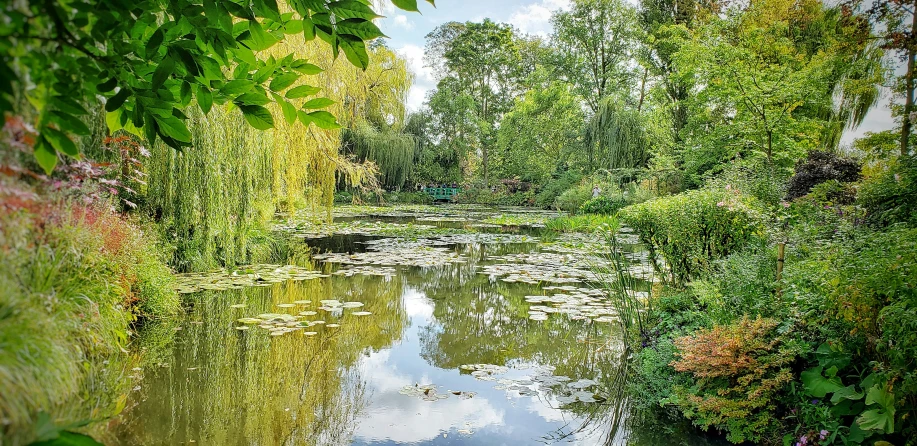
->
[819,430,829,440]
[717,201,726,207]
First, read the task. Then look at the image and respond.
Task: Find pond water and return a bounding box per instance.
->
[104,205,724,446]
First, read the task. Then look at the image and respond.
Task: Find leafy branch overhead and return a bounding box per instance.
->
[0,0,434,173]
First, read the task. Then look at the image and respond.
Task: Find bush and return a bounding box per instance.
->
[620,188,764,286]
[579,195,627,215]
[858,155,917,227]
[668,316,805,444]
[554,184,592,213]
[786,151,861,201]
[544,214,620,233]
[535,171,582,209]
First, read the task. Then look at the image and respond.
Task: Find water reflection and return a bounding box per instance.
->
[109,208,723,446]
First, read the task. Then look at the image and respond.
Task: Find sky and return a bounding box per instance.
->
[373,0,897,145]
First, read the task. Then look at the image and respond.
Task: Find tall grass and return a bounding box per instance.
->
[545,214,620,233]
[592,228,653,349]
[0,194,178,444]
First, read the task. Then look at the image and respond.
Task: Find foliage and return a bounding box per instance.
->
[342,124,416,190]
[786,151,861,201]
[544,214,620,233]
[494,81,585,184]
[579,195,627,215]
[0,0,429,173]
[858,155,917,227]
[551,0,641,111]
[534,170,582,209]
[620,188,764,286]
[0,186,177,443]
[554,184,593,214]
[585,98,650,172]
[669,316,804,443]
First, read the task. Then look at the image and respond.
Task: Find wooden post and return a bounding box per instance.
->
[776,242,786,297]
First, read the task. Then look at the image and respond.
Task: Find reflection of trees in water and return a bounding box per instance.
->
[112,274,406,446]
[406,243,636,444]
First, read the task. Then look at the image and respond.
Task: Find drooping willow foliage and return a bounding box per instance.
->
[586,99,650,172]
[342,124,416,190]
[143,32,413,270]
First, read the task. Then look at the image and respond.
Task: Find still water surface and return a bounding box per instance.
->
[106,206,723,445]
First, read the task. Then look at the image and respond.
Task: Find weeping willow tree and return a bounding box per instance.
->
[144,26,414,269]
[145,105,274,272]
[341,123,416,190]
[586,99,650,173]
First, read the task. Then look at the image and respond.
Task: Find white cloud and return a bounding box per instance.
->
[507,0,571,37]
[395,44,436,112]
[392,14,415,30]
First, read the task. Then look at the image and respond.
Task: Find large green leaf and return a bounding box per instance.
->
[328,1,382,20]
[34,138,58,174]
[856,385,896,433]
[297,110,340,129]
[285,84,321,99]
[800,366,844,398]
[391,0,420,12]
[269,72,300,91]
[337,34,368,70]
[239,104,275,129]
[300,97,335,109]
[43,127,79,157]
[336,18,387,41]
[153,114,193,143]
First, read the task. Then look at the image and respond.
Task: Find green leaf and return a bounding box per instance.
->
[50,111,91,136]
[220,79,255,96]
[34,138,58,174]
[800,366,844,398]
[269,72,300,91]
[279,99,298,125]
[152,55,175,89]
[283,19,303,35]
[96,77,117,93]
[337,34,369,70]
[52,96,88,116]
[235,91,271,105]
[197,85,213,114]
[302,16,316,41]
[328,0,382,20]
[856,409,895,434]
[105,88,131,112]
[153,114,193,143]
[239,104,275,129]
[829,385,865,404]
[391,0,420,12]
[297,110,340,129]
[336,18,387,41]
[247,20,279,51]
[300,97,335,109]
[145,28,164,58]
[291,60,323,75]
[43,127,79,157]
[285,84,321,99]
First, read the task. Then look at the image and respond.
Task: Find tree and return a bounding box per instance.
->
[551,0,641,112]
[847,0,917,155]
[423,19,526,186]
[0,0,432,173]
[494,81,586,183]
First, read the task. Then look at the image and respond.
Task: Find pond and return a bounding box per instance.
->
[103,205,724,446]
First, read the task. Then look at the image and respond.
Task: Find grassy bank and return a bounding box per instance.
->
[0,185,179,444]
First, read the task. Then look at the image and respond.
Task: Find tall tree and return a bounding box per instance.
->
[551,0,641,112]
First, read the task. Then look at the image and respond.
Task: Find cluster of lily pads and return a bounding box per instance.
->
[398,384,477,402]
[174,265,327,294]
[478,252,605,284]
[459,363,604,405]
[233,300,370,337]
[313,245,466,268]
[525,286,617,323]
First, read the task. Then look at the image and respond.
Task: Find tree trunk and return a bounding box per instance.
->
[902,5,917,156]
[637,67,648,113]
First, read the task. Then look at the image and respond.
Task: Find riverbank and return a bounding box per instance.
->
[0,181,179,444]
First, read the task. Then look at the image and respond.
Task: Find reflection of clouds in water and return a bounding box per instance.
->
[353,394,504,443]
[525,394,566,423]
[403,287,434,319]
[355,344,505,443]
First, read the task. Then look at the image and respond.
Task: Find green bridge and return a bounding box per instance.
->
[424,187,461,201]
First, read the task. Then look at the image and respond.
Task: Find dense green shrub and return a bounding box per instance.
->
[535,171,582,208]
[858,155,917,227]
[554,184,592,213]
[620,188,765,285]
[579,195,627,215]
